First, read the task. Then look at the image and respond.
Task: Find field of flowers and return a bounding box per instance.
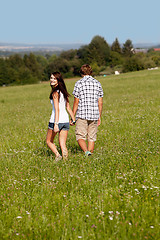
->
[0,69,159,239]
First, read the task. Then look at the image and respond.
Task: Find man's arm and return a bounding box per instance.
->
[98,97,103,126]
[72,97,79,116]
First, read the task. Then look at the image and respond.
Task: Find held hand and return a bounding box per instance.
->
[69,120,73,126]
[97,118,101,126]
[70,119,76,126]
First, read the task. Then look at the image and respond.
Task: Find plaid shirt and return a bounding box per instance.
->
[73,75,103,120]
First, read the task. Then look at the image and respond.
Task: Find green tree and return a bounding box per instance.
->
[122,39,134,57]
[77,45,90,64]
[109,51,124,67]
[69,58,82,76]
[60,49,77,60]
[36,55,48,68]
[18,67,39,85]
[44,57,70,79]
[122,55,145,72]
[23,53,41,78]
[0,59,9,86]
[48,54,57,64]
[88,35,110,66]
[111,38,122,54]
[90,62,101,75]
[4,56,22,85]
[151,55,160,66]
[7,54,24,70]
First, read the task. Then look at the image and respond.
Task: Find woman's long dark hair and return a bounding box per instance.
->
[49,72,70,101]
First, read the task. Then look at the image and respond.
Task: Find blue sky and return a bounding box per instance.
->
[0,0,160,45]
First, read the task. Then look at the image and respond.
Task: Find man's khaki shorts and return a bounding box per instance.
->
[75,118,98,142]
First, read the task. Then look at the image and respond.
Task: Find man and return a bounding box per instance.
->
[72,64,103,156]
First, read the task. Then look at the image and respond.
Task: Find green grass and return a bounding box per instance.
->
[0,69,159,239]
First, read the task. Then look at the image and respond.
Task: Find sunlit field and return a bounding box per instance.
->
[0,69,159,239]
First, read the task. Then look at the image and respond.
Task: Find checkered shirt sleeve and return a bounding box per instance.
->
[72,81,80,98]
[72,76,103,120]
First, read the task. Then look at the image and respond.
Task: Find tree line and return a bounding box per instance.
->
[0,35,160,86]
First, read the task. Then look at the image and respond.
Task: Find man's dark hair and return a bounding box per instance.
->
[80,64,92,76]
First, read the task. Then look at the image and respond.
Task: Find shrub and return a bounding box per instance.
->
[123,56,145,72]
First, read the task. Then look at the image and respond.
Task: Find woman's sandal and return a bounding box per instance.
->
[55,155,62,162]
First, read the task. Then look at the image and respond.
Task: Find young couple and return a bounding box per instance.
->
[46,64,103,161]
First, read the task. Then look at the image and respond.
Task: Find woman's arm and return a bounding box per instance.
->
[53,91,59,132]
[66,100,76,125]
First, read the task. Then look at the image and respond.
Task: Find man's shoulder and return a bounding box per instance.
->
[89,76,102,85]
[74,77,84,86]
[75,75,101,86]
[82,75,98,83]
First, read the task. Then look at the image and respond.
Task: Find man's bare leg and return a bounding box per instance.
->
[78,139,88,152]
[88,141,95,153]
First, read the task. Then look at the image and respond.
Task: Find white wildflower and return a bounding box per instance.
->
[142,185,147,190]
[99,211,104,215]
[108,211,113,214]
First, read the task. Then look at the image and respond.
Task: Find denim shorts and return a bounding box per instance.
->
[48,122,70,131]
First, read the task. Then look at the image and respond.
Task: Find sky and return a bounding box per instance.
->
[0,0,160,45]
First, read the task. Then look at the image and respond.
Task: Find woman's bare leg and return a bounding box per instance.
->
[59,130,68,159]
[46,129,60,157]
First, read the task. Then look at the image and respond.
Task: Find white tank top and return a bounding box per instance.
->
[49,91,69,123]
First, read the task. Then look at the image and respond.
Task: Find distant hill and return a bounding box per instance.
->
[133,43,160,49]
[153,44,160,48]
[0,42,159,57]
[0,42,83,52]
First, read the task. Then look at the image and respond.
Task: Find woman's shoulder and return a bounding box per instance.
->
[52,90,59,99]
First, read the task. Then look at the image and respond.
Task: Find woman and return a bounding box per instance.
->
[46,72,76,161]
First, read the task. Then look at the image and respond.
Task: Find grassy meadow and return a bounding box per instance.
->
[0,69,159,239]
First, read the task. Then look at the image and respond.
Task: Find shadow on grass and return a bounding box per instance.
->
[34,146,53,157]
[33,140,81,157]
[67,141,81,154]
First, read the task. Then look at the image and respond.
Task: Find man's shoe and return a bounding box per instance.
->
[85,151,92,156]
